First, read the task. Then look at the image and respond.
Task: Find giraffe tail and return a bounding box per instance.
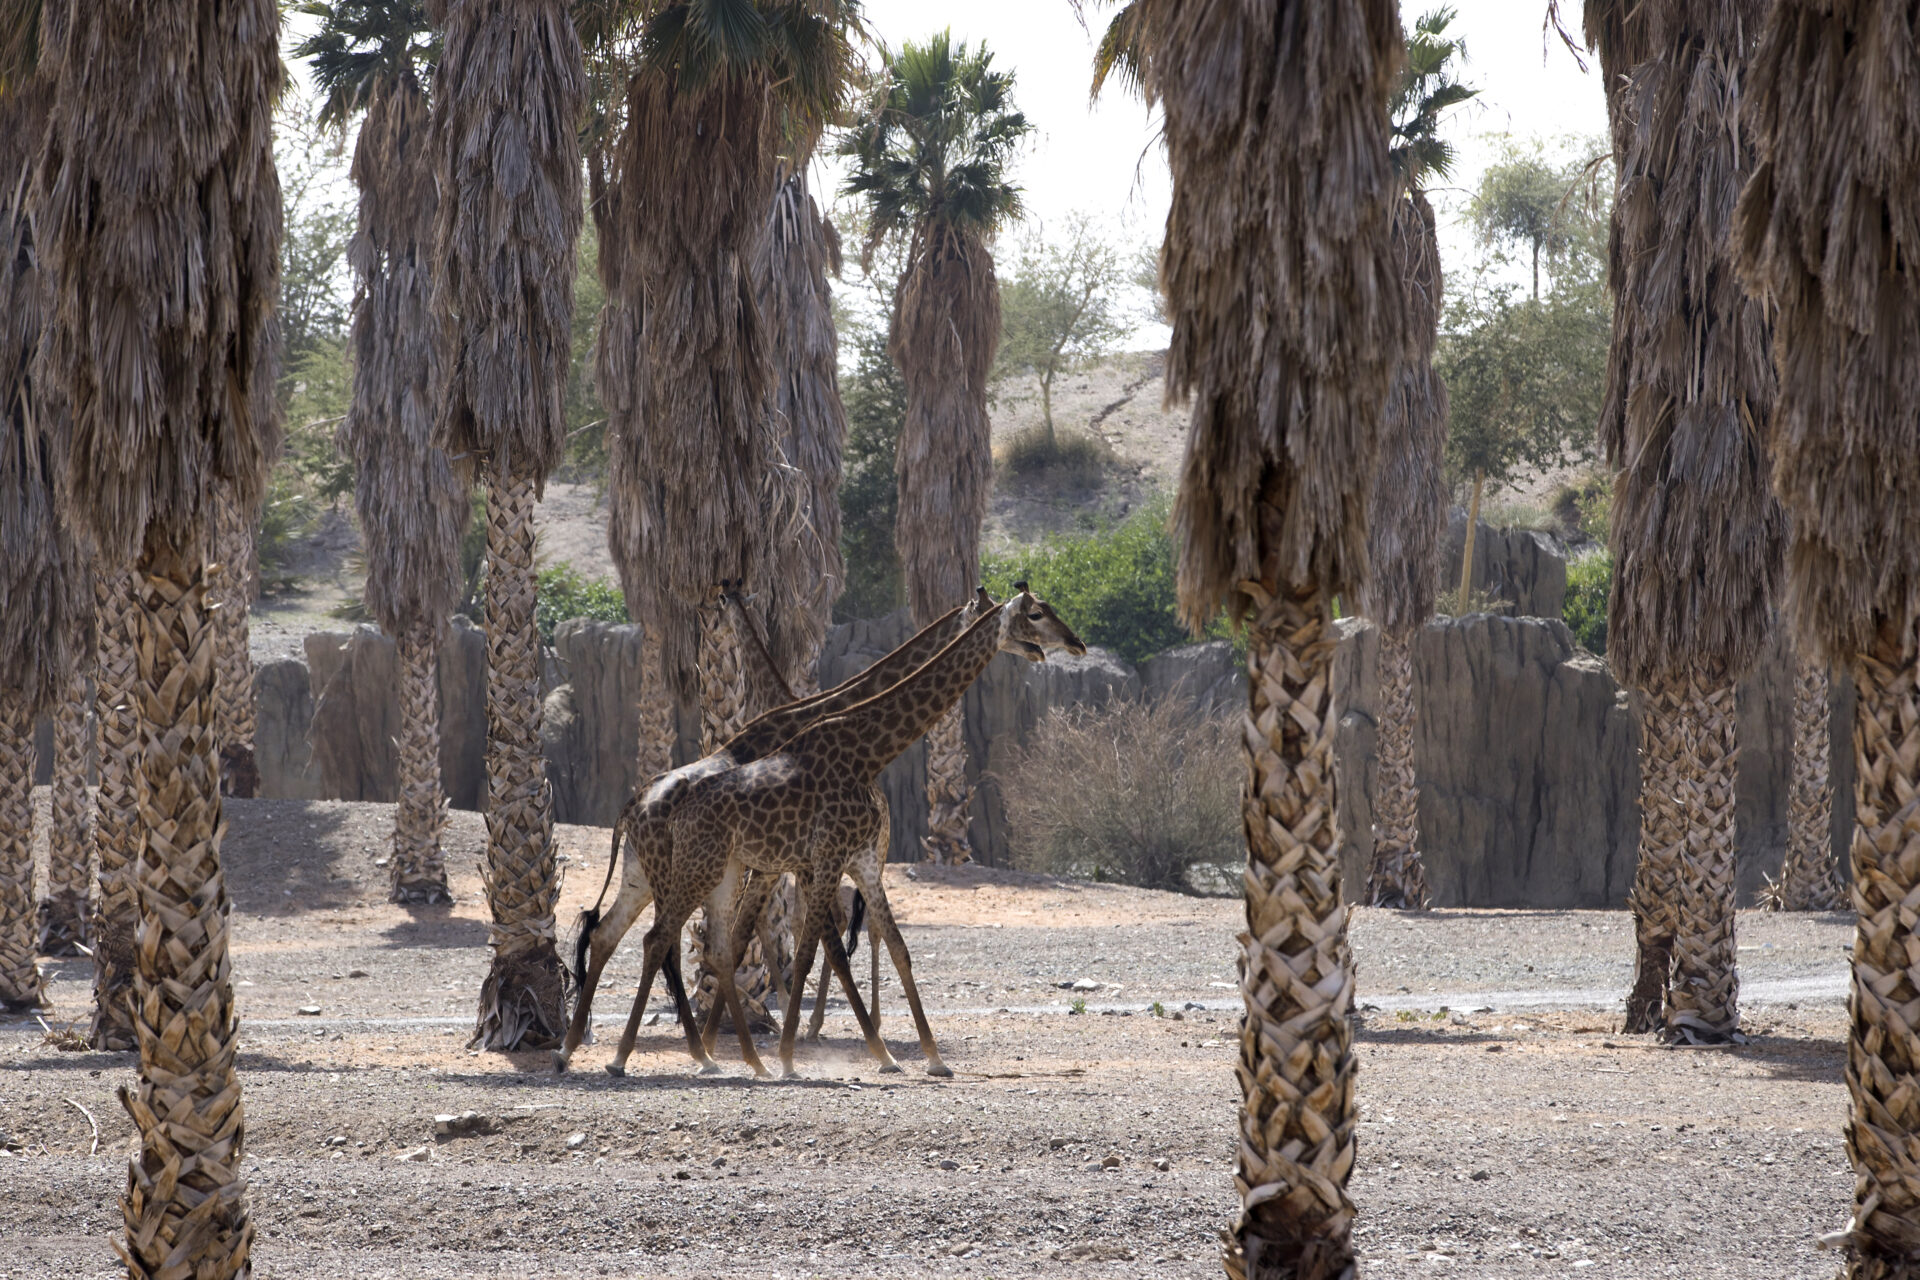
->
[846,891,866,958]
[572,810,627,990]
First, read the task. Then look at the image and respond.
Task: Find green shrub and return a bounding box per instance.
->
[997,424,1113,488]
[1564,549,1610,654]
[535,563,628,646]
[836,318,907,621]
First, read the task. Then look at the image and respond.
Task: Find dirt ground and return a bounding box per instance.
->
[2,796,1857,1278]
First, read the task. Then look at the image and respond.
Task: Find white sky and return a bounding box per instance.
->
[282,1,1612,319]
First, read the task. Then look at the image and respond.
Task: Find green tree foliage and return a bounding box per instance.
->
[994,213,1137,447]
[1390,7,1476,187]
[835,313,907,621]
[1439,141,1611,491]
[1564,549,1611,655]
[559,224,609,483]
[534,563,628,646]
[1465,137,1597,301]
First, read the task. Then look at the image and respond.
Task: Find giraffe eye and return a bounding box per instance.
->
[1026,611,1043,621]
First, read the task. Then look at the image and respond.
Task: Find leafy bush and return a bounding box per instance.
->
[997,697,1242,895]
[836,316,907,621]
[1564,549,1611,655]
[1548,467,1612,543]
[996,423,1113,488]
[535,563,628,646]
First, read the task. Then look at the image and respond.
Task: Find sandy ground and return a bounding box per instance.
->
[3,796,1857,1278]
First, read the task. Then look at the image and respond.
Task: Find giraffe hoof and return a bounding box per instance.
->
[603,1064,626,1078]
[551,1051,569,1075]
[925,1062,953,1079]
[696,1061,724,1076]
[781,1064,800,1080]
[878,1061,904,1075]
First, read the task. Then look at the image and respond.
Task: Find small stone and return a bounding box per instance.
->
[326,1135,349,1148]
[939,1159,959,1170]
[1486,1044,1504,1053]
[348,970,368,979]
[673,1168,691,1180]
[1049,1137,1071,1149]
[1070,979,1101,993]
[712,1156,726,1167]
[1182,1001,1205,1011]
[644,1012,662,1026]
[949,1242,973,1256]
[1152,1157,1171,1172]
[566,1133,587,1150]
[1169,1011,1184,1021]
[396,1146,429,1162]
[1470,1169,1491,1182]
[1101,1154,1122,1169]
[296,1006,322,1017]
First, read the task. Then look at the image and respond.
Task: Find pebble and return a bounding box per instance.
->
[939,1159,959,1170]
[433,1111,494,1139]
[1153,1157,1172,1172]
[1070,979,1102,993]
[296,1006,322,1017]
[566,1133,587,1150]
[1101,1154,1122,1169]
[396,1146,429,1162]
[673,1169,691,1180]
[348,970,368,979]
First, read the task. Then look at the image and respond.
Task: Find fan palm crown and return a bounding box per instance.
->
[1389,7,1474,191]
[840,31,1029,267]
[296,0,438,127]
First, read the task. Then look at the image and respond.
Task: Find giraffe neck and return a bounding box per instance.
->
[725,594,798,709]
[719,601,970,765]
[803,603,1012,780]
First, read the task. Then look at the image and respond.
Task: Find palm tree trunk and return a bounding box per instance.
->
[118,526,252,1278]
[1226,579,1357,1280]
[924,706,973,864]
[1767,656,1844,911]
[37,667,94,955]
[1365,628,1428,908]
[1624,675,1687,1032]
[90,565,141,1050]
[390,616,450,905]
[211,486,258,798]
[1664,669,1741,1043]
[1456,469,1484,611]
[0,692,41,1011]
[690,595,776,1030]
[1840,624,1920,1278]
[634,631,674,786]
[472,469,566,1050]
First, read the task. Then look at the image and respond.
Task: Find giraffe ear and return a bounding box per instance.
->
[1013,580,1030,594]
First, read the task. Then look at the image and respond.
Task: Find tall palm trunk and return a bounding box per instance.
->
[391,617,450,903]
[472,466,565,1049]
[0,691,39,1010]
[1624,676,1686,1030]
[1665,666,1740,1040]
[118,527,252,1278]
[37,665,93,954]
[1365,628,1427,907]
[1766,656,1843,911]
[90,564,142,1050]
[1234,580,1358,1279]
[210,485,258,796]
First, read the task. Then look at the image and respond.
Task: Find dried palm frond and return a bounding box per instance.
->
[1358,191,1448,638]
[339,75,465,634]
[427,0,583,485]
[1160,0,1406,627]
[37,1,282,563]
[1603,0,1780,692]
[1,77,80,714]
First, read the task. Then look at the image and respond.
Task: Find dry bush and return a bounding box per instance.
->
[997,423,1113,487]
[997,696,1242,895]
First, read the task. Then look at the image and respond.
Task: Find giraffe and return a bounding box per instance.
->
[556,594,981,1073]
[594,586,1084,1081]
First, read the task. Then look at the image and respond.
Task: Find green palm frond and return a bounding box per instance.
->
[838,29,1031,266]
[1088,1,1151,103]
[294,0,438,128]
[1390,5,1476,188]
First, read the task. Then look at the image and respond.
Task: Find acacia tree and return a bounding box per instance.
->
[1358,6,1473,908]
[1145,0,1404,1272]
[841,33,1030,863]
[1590,0,1780,1043]
[995,213,1134,450]
[300,1,466,905]
[1736,0,1920,1266]
[38,0,284,1270]
[429,0,584,1050]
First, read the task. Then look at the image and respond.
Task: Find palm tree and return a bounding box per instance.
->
[1585,0,1780,1043]
[210,479,261,796]
[36,598,94,956]
[1359,7,1473,909]
[89,562,141,1048]
[1763,656,1844,911]
[0,65,83,1013]
[1146,0,1404,1272]
[841,32,1030,863]
[1736,0,1920,1266]
[428,0,584,1050]
[298,1,465,906]
[37,0,283,1269]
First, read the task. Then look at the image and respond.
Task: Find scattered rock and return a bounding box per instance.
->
[433,1111,496,1140]
[396,1146,429,1162]
[948,1243,977,1257]
[1470,1169,1491,1182]
[325,1135,348,1148]
[296,1006,322,1017]
[566,1133,587,1150]
[673,1169,691,1180]
[1169,1011,1185,1021]
[712,1156,726,1167]
[1182,1001,1205,1011]
[348,969,368,979]
[1486,1045,1504,1053]
[1070,979,1101,993]
[1049,1138,1072,1150]
[1153,1157,1172,1172]
[1101,1154,1122,1169]
[1052,1243,1136,1262]
[939,1159,959,1170]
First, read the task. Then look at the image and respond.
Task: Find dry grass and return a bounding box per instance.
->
[996,424,1114,489]
[997,696,1241,896]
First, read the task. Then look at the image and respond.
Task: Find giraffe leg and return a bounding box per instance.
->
[703,864,772,1079]
[610,910,718,1077]
[858,880,949,1077]
[783,872,896,1075]
[805,885,851,1042]
[755,878,791,1019]
[699,867,775,1061]
[555,875,652,1072]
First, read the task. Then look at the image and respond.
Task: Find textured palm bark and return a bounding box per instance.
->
[117,529,252,1280]
[1769,658,1845,912]
[1664,671,1741,1043]
[1624,679,1688,1033]
[634,633,674,787]
[390,617,450,905]
[0,695,41,1011]
[1364,629,1428,909]
[1839,627,1920,1280]
[210,487,258,797]
[1224,581,1358,1280]
[923,705,973,865]
[90,566,141,1050]
[472,472,566,1050]
[690,598,777,1030]
[38,668,94,955]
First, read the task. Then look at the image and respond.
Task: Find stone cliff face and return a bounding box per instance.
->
[246,600,1852,908]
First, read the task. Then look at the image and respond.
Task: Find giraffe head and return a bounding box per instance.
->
[999,581,1087,662]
